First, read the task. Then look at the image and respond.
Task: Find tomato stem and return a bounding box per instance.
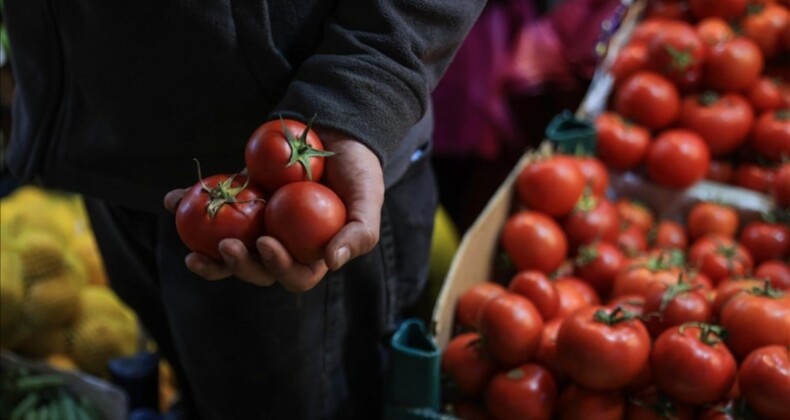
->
[748,280,785,299]
[280,114,335,181]
[658,273,697,313]
[679,322,727,346]
[593,306,639,325]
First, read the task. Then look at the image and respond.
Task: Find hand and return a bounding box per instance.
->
[163,129,384,292]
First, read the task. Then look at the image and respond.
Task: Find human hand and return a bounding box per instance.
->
[164,128,384,292]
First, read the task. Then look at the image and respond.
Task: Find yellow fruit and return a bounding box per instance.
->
[23,274,82,329]
[45,353,79,371]
[0,250,25,329]
[428,205,460,287]
[69,233,108,286]
[69,317,140,378]
[78,286,136,325]
[12,230,69,283]
[12,327,69,359]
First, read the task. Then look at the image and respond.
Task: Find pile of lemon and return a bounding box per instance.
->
[0,185,140,379]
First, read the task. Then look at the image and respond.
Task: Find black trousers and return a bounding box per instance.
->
[84,156,437,420]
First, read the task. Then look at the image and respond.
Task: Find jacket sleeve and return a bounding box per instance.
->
[270,0,487,166]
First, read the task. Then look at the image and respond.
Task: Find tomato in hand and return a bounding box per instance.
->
[441,332,497,397]
[594,112,651,171]
[508,270,560,321]
[686,201,740,241]
[456,282,506,330]
[175,171,266,261]
[751,109,790,162]
[642,280,713,338]
[485,364,558,420]
[651,323,737,405]
[678,92,755,156]
[478,292,544,366]
[613,71,680,130]
[755,260,790,290]
[739,221,790,264]
[245,117,334,193]
[704,37,764,92]
[738,345,790,420]
[646,129,710,189]
[501,211,568,274]
[516,155,585,217]
[556,305,651,390]
[719,283,790,359]
[264,181,346,264]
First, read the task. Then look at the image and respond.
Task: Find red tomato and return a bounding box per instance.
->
[516,156,585,217]
[686,201,740,241]
[612,255,684,297]
[738,345,790,420]
[606,293,646,317]
[456,282,507,330]
[630,19,676,47]
[573,156,609,197]
[641,280,713,338]
[651,220,688,250]
[712,276,768,316]
[697,17,736,46]
[706,160,735,184]
[613,71,681,130]
[553,276,601,320]
[651,323,738,405]
[616,199,655,233]
[441,332,497,397]
[775,163,790,207]
[748,77,787,113]
[478,293,544,366]
[594,112,651,171]
[646,129,710,189]
[245,117,333,193]
[556,384,625,420]
[646,21,706,91]
[719,284,790,359]
[563,195,620,251]
[264,181,346,264]
[617,225,649,257]
[689,234,754,284]
[732,163,776,193]
[690,0,748,20]
[740,3,790,59]
[574,242,626,299]
[752,109,790,162]
[610,43,649,84]
[556,305,651,390]
[484,364,558,420]
[739,221,790,264]
[698,399,756,420]
[704,37,764,92]
[755,260,790,290]
[501,211,568,274]
[534,318,566,381]
[175,173,266,261]
[508,271,560,321]
[678,92,755,156]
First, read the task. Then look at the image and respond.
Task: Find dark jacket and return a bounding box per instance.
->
[5,0,485,211]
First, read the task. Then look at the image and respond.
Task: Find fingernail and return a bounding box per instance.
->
[334,246,350,269]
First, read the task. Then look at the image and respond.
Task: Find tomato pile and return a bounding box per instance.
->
[175,117,346,263]
[596,0,790,202]
[442,150,790,419]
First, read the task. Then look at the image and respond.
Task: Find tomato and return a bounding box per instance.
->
[245,117,333,193]
[712,276,768,316]
[616,199,655,233]
[748,77,787,113]
[755,260,790,290]
[556,306,651,390]
[478,292,544,366]
[651,220,688,251]
[698,399,757,420]
[501,211,568,274]
[617,225,649,257]
[574,242,626,299]
[706,160,735,184]
[625,391,695,420]
[553,276,601,320]
[651,323,737,405]
[752,109,790,162]
[573,156,609,197]
[610,43,649,84]
[456,282,507,330]
[613,71,680,130]
[704,37,764,92]
[646,21,706,91]
[612,255,683,297]
[690,0,748,20]
[606,293,646,317]
[534,318,566,381]
[642,280,713,338]
[697,17,736,46]
[686,201,740,241]
[739,221,790,264]
[644,0,691,21]
[563,195,620,251]
[508,270,560,321]
[740,3,790,59]
[732,163,776,193]
[516,155,585,217]
[594,112,651,171]
[738,345,790,420]
[630,19,676,47]
[678,92,755,156]
[441,332,497,397]
[775,163,790,207]
[719,284,790,359]
[264,181,346,264]
[484,364,558,420]
[556,384,625,420]
[689,234,754,284]
[175,172,266,261]
[646,129,710,189]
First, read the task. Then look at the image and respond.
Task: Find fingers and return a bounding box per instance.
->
[184,253,233,280]
[257,237,328,292]
[164,189,186,213]
[218,239,277,287]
